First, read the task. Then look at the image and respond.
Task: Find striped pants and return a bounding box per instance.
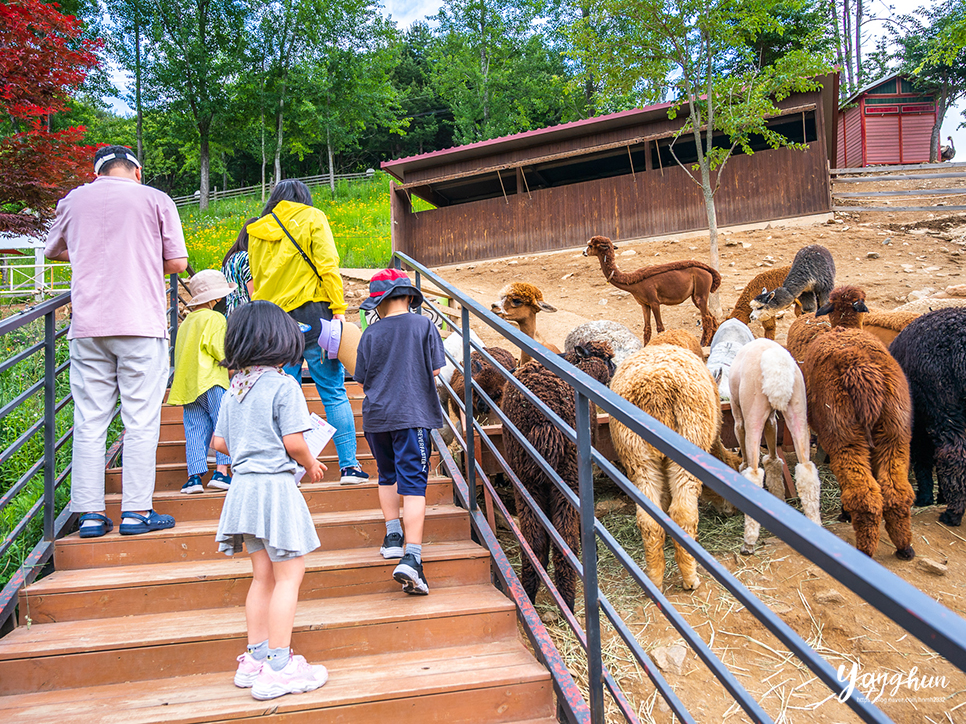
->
[183,386,231,475]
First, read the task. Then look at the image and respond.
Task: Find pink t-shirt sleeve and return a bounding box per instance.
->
[158,195,188,260]
[44,197,71,259]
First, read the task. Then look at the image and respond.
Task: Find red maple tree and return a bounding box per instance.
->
[0,0,102,236]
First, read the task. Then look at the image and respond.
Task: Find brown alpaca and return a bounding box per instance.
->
[583,235,720,346]
[786,286,868,367]
[729,266,802,340]
[609,344,728,589]
[802,328,915,560]
[490,282,561,365]
[446,347,517,449]
[647,328,704,358]
[863,310,919,348]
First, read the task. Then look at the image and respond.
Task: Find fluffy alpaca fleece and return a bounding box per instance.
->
[437,329,485,446]
[890,308,966,525]
[583,235,720,345]
[751,245,835,321]
[785,286,869,367]
[706,318,756,400]
[646,328,704,358]
[729,339,821,553]
[802,328,915,560]
[862,310,920,348]
[443,347,516,449]
[609,344,726,590]
[564,320,642,368]
[729,265,794,339]
[785,313,830,367]
[491,282,560,364]
[501,341,615,611]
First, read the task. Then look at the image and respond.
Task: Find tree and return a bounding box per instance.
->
[0,0,101,236]
[569,0,831,313]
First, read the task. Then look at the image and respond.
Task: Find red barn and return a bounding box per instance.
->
[837,73,939,167]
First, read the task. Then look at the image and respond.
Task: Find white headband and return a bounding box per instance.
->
[94,151,141,174]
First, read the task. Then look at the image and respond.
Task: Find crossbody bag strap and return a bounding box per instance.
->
[271,211,325,283]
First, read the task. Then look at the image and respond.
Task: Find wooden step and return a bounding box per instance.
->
[105,454,443,493]
[159,408,367,442]
[152,429,376,464]
[160,395,366,425]
[0,585,517,695]
[21,541,490,624]
[53,505,470,569]
[0,641,553,723]
[101,477,454,522]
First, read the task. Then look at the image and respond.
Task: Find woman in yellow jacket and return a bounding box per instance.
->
[246,180,367,484]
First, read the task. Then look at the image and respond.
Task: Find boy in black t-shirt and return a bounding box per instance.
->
[354,269,445,595]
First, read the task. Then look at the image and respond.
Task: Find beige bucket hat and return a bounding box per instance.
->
[187,269,237,307]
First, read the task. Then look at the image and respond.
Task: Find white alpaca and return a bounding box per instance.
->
[729,338,821,554]
[706,318,755,400]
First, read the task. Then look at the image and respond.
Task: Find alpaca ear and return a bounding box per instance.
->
[815,302,833,316]
[612,243,619,250]
[574,345,590,358]
[471,359,483,374]
[761,287,767,294]
[713,368,723,383]
[853,300,869,313]
[765,291,775,303]
[538,301,557,313]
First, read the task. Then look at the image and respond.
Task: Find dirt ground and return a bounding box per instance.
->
[341,200,966,723]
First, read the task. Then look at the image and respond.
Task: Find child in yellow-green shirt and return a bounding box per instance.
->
[168,270,236,494]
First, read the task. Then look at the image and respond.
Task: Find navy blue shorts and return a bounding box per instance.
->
[364,428,431,497]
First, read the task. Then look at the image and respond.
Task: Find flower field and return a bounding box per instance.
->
[180,173,416,271]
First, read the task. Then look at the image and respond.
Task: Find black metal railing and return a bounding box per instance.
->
[0,275,181,632]
[398,251,966,724]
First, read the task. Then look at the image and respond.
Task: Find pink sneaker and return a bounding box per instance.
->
[234,652,263,688]
[251,654,328,700]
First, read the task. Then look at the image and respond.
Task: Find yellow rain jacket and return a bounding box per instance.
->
[246,200,347,315]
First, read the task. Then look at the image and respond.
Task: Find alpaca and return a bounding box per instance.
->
[443,347,517,448]
[890,308,966,524]
[501,341,615,611]
[609,344,728,590]
[729,266,799,340]
[785,313,829,368]
[490,282,560,364]
[863,311,920,348]
[564,320,642,368]
[647,328,703,358]
[802,328,915,560]
[786,286,869,367]
[583,235,720,346]
[750,245,835,321]
[706,319,755,400]
[728,338,821,554]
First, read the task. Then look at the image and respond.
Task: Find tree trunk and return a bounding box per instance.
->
[328,124,335,196]
[135,14,143,164]
[855,0,863,86]
[829,0,846,99]
[581,4,594,114]
[260,112,266,201]
[930,86,948,163]
[199,129,210,211]
[274,94,284,184]
[842,0,854,96]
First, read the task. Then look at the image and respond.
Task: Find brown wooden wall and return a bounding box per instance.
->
[392,99,832,268]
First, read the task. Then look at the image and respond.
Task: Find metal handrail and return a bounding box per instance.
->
[400,251,966,723]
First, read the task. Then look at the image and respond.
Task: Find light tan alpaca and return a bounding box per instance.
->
[490,282,560,365]
[610,345,725,590]
[728,338,821,554]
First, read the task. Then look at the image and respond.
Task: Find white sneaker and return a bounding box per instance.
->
[251,654,328,700]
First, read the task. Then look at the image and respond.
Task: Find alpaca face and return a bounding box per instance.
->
[490,283,557,325]
[750,287,794,320]
[582,235,616,258]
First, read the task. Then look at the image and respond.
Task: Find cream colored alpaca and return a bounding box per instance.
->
[728,338,821,554]
[610,345,726,590]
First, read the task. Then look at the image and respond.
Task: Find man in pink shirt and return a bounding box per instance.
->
[45,145,189,537]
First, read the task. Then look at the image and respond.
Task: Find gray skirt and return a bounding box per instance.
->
[215,471,320,559]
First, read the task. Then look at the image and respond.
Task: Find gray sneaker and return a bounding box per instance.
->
[379,531,404,559]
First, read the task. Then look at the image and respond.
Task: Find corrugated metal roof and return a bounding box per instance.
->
[380,101,677,181]
[839,72,914,108]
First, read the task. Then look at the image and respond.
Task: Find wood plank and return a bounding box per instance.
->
[832,161,966,174]
[833,188,966,197]
[833,205,966,212]
[833,172,966,182]
[0,642,551,724]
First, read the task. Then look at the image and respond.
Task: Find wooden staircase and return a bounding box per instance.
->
[0,383,555,723]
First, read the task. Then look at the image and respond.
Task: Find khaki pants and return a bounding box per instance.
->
[69,336,169,513]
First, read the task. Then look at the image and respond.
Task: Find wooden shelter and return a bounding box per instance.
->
[836,73,939,168]
[381,76,838,267]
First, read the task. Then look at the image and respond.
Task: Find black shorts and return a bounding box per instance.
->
[364,428,431,496]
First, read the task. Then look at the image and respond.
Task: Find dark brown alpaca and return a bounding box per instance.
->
[583,235,720,346]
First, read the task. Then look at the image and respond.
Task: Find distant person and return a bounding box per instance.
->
[212,300,328,700]
[354,269,445,595]
[246,179,368,485]
[44,144,188,537]
[221,217,256,314]
[168,269,235,494]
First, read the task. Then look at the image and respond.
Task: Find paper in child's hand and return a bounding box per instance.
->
[294,413,336,485]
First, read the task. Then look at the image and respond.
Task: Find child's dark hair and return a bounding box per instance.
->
[222,301,304,369]
[221,217,257,267]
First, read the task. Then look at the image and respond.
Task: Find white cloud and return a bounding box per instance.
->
[380,0,443,28]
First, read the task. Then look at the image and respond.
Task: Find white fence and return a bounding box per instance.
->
[171,171,376,208]
[0,253,71,300]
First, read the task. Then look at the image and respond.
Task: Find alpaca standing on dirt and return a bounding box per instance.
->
[583,235,720,346]
[502,341,615,611]
[706,319,755,400]
[564,320,642,368]
[802,328,915,560]
[750,245,835,322]
[728,338,821,554]
[609,344,728,590]
[890,308,966,524]
[729,266,799,340]
[647,328,704,358]
[491,282,560,364]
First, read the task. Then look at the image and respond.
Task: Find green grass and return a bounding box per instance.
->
[180,172,431,272]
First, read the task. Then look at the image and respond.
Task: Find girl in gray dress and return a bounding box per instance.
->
[211,300,328,700]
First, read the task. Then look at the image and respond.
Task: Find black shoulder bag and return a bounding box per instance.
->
[271,211,326,285]
[269,212,333,342]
